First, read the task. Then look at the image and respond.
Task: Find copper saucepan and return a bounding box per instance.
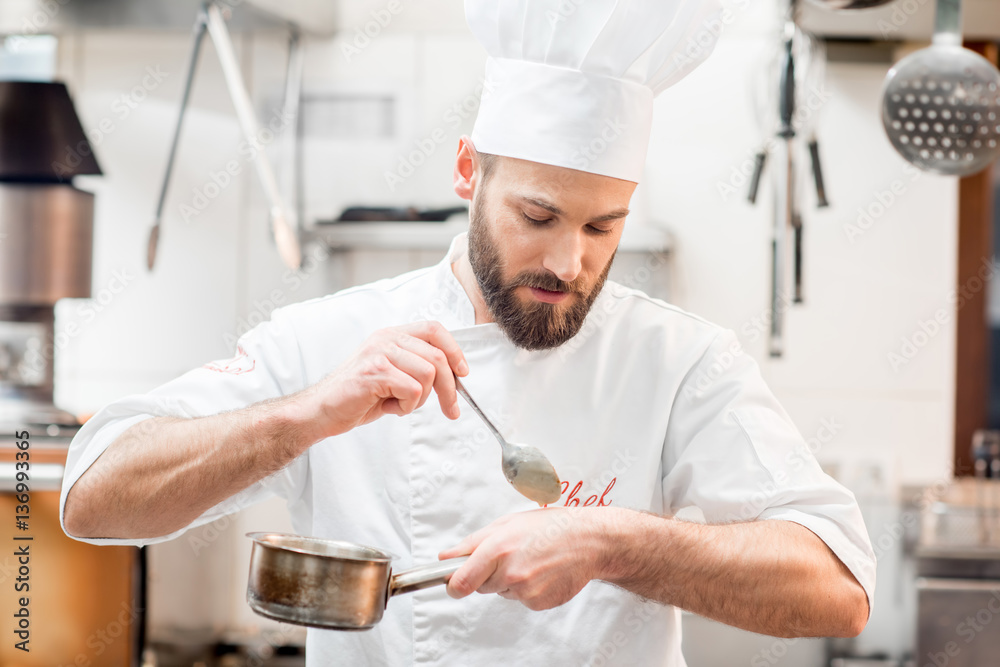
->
[246,532,468,630]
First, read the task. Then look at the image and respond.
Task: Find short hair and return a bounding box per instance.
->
[477,150,500,189]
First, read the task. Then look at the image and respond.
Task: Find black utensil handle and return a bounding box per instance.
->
[748,151,767,204]
[778,35,796,138]
[793,212,804,304]
[808,139,829,208]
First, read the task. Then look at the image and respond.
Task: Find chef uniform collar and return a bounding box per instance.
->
[438,232,479,329]
[465,0,724,184]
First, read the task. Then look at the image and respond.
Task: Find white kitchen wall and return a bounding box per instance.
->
[46,0,961,660]
[645,14,956,492]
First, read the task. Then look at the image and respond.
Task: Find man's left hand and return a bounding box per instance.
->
[438,508,607,611]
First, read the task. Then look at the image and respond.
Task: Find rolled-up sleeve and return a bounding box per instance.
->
[661,328,877,619]
[59,305,310,547]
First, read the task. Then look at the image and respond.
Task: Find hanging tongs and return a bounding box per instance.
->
[147,1,302,271]
[746,6,830,356]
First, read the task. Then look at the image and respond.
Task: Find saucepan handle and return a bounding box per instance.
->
[390,556,469,597]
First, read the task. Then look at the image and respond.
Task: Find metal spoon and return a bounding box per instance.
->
[453,376,562,505]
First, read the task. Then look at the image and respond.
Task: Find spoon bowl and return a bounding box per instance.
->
[454,376,562,505]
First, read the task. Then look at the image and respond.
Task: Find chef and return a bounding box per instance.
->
[61,0,876,664]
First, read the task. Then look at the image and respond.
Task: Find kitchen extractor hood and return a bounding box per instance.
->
[799,0,1000,40]
[0,0,338,35]
[0,81,102,181]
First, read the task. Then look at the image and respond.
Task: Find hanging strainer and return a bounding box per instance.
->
[881,0,1000,176]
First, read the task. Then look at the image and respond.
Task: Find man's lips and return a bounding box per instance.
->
[527,286,570,304]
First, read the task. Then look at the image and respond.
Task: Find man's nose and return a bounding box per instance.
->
[541,231,583,284]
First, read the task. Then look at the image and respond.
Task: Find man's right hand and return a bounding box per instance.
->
[293,321,469,441]
[63,321,469,540]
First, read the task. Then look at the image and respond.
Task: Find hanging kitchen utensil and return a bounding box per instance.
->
[881,0,1000,176]
[147,7,208,271]
[768,21,797,357]
[246,532,467,630]
[747,1,830,354]
[205,3,301,269]
[807,139,829,208]
[280,30,305,239]
[148,0,303,272]
[748,6,828,211]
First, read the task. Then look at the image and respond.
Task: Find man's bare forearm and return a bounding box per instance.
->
[63,322,471,541]
[594,508,869,638]
[63,395,317,540]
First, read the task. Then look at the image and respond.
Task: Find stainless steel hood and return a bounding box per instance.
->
[0,0,338,35]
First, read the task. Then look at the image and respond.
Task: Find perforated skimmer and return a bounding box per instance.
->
[881,0,1000,176]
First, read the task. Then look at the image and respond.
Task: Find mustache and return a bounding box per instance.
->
[508,271,581,294]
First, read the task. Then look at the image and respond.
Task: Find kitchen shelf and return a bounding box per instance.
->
[305,219,673,254]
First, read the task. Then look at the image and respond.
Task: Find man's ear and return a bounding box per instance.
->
[453,135,477,201]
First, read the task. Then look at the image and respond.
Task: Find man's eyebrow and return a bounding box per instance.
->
[517,195,630,223]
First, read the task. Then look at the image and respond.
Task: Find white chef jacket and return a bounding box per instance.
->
[60,233,876,667]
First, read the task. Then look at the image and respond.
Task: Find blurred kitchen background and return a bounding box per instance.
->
[0,0,999,665]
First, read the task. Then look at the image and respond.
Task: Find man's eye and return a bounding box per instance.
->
[587,225,613,235]
[522,213,550,225]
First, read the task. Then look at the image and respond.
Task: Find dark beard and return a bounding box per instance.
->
[467,194,615,351]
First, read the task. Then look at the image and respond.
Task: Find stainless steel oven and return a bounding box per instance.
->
[916,550,1000,667]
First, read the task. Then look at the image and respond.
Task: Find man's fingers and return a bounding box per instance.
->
[404,322,469,377]
[439,538,475,560]
[438,520,501,560]
[396,336,460,420]
[384,347,436,409]
[381,364,425,415]
[446,551,498,599]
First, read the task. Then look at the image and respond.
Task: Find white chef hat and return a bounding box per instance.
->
[466,0,724,184]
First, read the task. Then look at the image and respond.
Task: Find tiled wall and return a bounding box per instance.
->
[48,0,957,660]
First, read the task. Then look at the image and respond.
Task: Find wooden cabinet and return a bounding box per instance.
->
[0,437,141,667]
